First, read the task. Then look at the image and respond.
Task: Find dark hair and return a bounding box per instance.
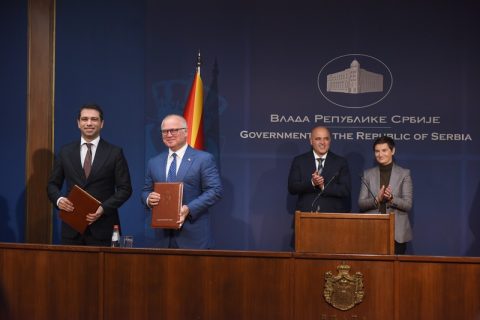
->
[373,136,395,151]
[77,103,104,121]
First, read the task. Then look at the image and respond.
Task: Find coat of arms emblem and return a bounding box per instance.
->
[324,264,364,311]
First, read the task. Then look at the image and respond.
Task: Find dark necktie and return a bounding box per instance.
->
[167,153,177,182]
[317,158,324,175]
[84,143,93,178]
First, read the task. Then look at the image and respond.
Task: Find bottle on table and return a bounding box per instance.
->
[111,224,120,247]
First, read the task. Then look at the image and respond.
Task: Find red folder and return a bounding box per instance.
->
[59,185,100,234]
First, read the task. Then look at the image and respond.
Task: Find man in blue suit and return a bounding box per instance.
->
[142,114,223,249]
[288,126,351,213]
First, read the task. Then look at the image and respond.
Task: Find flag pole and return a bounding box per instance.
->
[183,51,205,150]
[197,50,201,74]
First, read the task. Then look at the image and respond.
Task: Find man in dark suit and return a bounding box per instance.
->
[288,126,351,213]
[47,104,132,246]
[142,114,222,249]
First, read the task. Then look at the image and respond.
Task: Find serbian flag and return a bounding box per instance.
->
[183,58,204,150]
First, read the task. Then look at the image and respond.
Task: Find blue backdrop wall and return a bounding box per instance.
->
[0,1,27,243]
[141,0,480,255]
[53,0,146,243]
[4,0,479,256]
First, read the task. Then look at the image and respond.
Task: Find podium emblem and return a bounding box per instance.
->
[324,264,364,311]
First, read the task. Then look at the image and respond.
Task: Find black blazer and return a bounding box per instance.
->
[288,150,351,213]
[47,139,132,240]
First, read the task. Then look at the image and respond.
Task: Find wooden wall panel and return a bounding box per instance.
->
[294,255,395,319]
[1,244,480,320]
[0,244,100,320]
[396,257,480,320]
[25,0,55,243]
[102,250,293,320]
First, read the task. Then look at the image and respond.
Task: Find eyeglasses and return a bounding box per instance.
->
[161,128,186,136]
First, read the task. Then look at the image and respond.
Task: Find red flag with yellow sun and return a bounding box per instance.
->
[183,52,204,150]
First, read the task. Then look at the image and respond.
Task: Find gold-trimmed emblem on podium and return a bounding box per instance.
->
[324,264,364,311]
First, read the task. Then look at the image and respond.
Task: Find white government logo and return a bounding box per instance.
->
[326,59,383,94]
[317,54,393,109]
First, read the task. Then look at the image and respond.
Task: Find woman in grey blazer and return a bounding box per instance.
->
[358,136,413,254]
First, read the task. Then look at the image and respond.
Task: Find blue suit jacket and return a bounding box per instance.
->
[142,146,223,249]
[288,150,351,213]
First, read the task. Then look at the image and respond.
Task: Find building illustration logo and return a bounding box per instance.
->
[318,54,393,109]
[327,59,383,94]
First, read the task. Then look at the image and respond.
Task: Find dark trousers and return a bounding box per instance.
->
[61,227,111,246]
[168,230,179,248]
[395,241,407,254]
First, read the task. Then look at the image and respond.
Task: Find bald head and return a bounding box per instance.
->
[310,126,331,156]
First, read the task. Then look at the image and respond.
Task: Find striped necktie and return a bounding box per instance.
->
[317,158,324,175]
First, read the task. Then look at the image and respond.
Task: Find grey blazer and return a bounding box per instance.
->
[358,163,413,243]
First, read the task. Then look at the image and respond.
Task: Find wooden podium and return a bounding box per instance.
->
[295,211,395,254]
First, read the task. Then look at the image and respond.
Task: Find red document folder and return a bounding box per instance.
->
[59,185,101,234]
[151,182,183,229]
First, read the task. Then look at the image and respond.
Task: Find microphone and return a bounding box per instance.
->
[359,174,380,212]
[311,172,338,212]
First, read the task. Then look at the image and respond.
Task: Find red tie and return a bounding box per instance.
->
[83,143,93,178]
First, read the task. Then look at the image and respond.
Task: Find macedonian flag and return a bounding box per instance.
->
[183,52,204,150]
